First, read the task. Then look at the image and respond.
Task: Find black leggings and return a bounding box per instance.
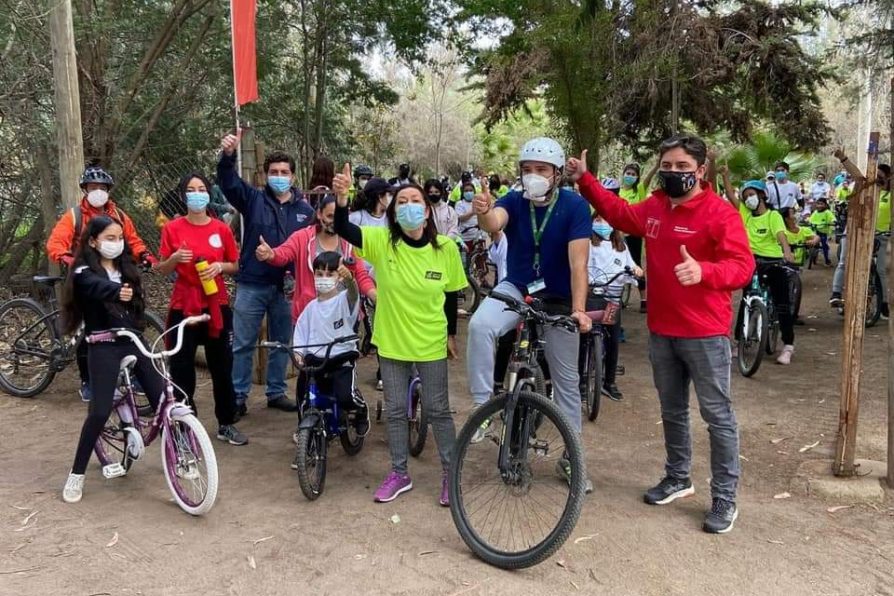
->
[296,352,362,410]
[602,307,622,385]
[626,236,646,293]
[738,263,795,346]
[71,342,166,474]
[168,307,237,427]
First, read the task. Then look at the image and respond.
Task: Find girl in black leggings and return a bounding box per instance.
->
[61,216,166,504]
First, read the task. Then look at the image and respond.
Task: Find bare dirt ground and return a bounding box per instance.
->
[2,264,894,596]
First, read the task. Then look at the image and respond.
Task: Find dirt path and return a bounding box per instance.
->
[2,264,893,596]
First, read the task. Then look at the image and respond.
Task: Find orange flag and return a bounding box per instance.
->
[231,0,259,106]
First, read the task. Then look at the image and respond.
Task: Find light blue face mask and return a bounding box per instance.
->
[462,191,475,202]
[592,222,613,239]
[622,175,637,187]
[268,175,291,194]
[185,191,210,212]
[396,203,426,231]
[775,171,788,182]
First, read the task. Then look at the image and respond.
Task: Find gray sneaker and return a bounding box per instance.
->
[217,425,248,446]
[470,408,492,444]
[555,456,593,494]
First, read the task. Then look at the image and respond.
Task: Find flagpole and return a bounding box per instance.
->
[230,0,245,245]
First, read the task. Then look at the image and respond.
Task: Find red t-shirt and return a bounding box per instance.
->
[160,216,238,308]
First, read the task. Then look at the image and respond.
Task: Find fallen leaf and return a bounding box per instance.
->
[574,534,597,544]
[390,514,401,524]
[827,505,853,514]
[556,559,567,569]
[766,539,785,545]
[808,328,817,332]
[818,399,825,404]
[570,581,580,590]
[739,455,750,462]
[799,441,820,453]
[11,505,29,511]
[655,420,662,425]
[777,451,789,455]
[825,352,837,356]
[773,492,791,500]
[354,554,368,560]
[770,437,790,445]
[417,551,435,556]
[20,511,37,526]
[252,536,274,546]
[247,555,256,570]
[105,533,119,548]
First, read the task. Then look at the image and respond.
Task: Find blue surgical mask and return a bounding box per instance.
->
[622,175,637,187]
[462,191,475,202]
[185,191,210,212]
[775,171,788,182]
[396,203,426,231]
[592,222,613,239]
[268,175,291,194]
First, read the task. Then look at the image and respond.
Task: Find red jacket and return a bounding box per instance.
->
[46,197,153,265]
[268,227,375,323]
[578,172,754,338]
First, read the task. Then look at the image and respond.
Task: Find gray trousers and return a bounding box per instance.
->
[832,235,888,299]
[380,357,455,475]
[649,334,739,502]
[467,281,582,433]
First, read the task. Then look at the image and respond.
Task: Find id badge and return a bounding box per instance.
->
[527,279,546,294]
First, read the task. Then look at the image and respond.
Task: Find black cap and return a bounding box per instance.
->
[461,171,472,182]
[363,177,396,198]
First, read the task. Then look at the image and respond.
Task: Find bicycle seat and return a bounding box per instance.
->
[33,275,64,286]
[119,355,137,372]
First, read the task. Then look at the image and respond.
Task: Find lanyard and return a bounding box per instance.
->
[529,190,559,276]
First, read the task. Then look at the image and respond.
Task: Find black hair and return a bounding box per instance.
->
[658,134,708,166]
[423,178,443,195]
[780,207,794,220]
[264,151,296,175]
[623,163,641,177]
[309,156,335,189]
[61,215,145,335]
[879,164,891,176]
[816,197,829,205]
[317,194,337,211]
[176,171,215,217]
[489,174,501,190]
[159,188,186,219]
[312,250,342,273]
[775,161,790,171]
[385,184,442,250]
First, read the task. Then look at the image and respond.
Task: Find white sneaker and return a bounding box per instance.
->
[375,380,384,392]
[776,345,794,365]
[470,405,492,444]
[62,472,85,503]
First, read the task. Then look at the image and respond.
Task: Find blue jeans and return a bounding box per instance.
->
[649,334,739,502]
[231,282,292,403]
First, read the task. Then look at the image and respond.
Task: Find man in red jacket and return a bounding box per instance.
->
[567,134,754,534]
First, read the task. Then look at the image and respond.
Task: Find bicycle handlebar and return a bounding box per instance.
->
[489,292,579,333]
[260,335,359,372]
[86,314,210,359]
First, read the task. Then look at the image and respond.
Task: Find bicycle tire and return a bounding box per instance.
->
[94,404,137,472]
[790,273,802,320]
[465,275,483,314]
[340,402,366,456]
[161,413,219,515]
[865,269,883,328]
[295,425,327,500]
[408,380,428,457]
[0,298,58,398]
[738,300,768,377]
[766,305,780,356]
[449,390,585,569]
[585,334,602,422]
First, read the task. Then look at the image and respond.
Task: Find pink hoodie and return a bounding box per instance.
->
[268,226,375,323]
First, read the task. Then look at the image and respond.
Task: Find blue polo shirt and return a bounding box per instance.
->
[497,188,592,298]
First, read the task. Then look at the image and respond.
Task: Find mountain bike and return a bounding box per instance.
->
[736,259,793,377]
[449,291,584,569]
[89,314,218,516]
[0,275,165,398]
[831,232,887,327]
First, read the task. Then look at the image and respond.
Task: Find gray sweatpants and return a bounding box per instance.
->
[380,357,455,475]
[466,281,583,433]
[833,234,888,299]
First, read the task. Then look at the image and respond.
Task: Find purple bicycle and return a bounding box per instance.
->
[88,314,219,516]
[375,366,427,457]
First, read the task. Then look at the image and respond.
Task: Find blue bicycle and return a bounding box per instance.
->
[261,335,366,500]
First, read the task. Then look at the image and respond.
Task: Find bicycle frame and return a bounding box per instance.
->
[6,308,80,370]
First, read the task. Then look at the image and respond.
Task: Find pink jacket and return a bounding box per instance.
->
[269,226,375,323]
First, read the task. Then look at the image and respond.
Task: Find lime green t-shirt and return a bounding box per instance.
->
[619,182,648,205]
[739,204,786,258]
[876,190,891,233]
[808,209,835,235]
[355,226,467,361]
[836,186,852,202]
[784,226,815,266]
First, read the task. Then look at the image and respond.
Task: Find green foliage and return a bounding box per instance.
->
[723,131,825,187]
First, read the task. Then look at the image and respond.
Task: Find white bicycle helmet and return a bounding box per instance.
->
[601,177,621,191]
[518,137,565,170]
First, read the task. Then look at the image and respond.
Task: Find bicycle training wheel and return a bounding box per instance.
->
[408,380,428,457]
[0,298,57,398]
[737,301,768,377]
[449,391,585,569]
[161,413,219,515]
[295,424,327,500]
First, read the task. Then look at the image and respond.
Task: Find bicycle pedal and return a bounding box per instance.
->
[102,463,127,479]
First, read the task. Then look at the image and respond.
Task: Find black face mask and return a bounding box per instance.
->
[428,193,442,203]
[318,222,336,235]
[658,171,698,199]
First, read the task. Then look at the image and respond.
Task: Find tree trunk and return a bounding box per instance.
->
[49,0,84,208]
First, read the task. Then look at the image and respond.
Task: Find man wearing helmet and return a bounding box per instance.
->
[468,137,595,492]
[46,165,158,401]
[348,164,375,205]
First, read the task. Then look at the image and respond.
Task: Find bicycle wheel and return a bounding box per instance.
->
[408,380,428,457]
[737,300,768,377]
[865,269,883,328]
[0,298,58,398]
[464,275,483,314]
[340,399,366,456]
[161,413,219,515]
[584,334,602,422]
[295,424,327,500]
[94,403,138,472]
[790,273,802,320]
[766,304,780,355]
[449,391,585,569]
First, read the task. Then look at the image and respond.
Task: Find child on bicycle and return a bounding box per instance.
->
[808,197,835,266]
[586,214,642,401]
[292,251,369,437]
[60,215,166,504]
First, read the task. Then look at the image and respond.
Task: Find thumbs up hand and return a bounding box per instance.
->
[473,182,492,215]
[332,163,352,206]
[565,149,589,183]
[255,234,274,262]
[119,283,134,303]
[674,245,702,286]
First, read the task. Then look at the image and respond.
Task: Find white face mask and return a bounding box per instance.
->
[98,239,124,260]
[744,195,760,211]
[314,277,338,294]
[87,189,109,208]
[522,174,553,202]
[359,179,369,190]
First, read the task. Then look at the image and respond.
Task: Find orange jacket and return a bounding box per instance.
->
[46,197,152,264]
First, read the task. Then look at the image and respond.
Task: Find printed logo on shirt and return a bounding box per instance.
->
[425,271,443,280]
[209,233,223,248]
[613,258,622,266]
[646,218,661,239]
[297,214,309,223]
[673,226,697,235]
[334,318,344,330]
[756,228,768,235]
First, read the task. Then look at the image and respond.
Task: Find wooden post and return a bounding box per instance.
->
[887,77,894,488]
[49,0,84,210]
[834,132,881,477]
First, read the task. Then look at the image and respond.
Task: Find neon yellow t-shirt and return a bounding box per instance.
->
[739,204,786,258]
[808,209,835,235]
[619,182,648,205]
[836,186,852,202]
[876,190,891,233]
[784,226,814,266]
[355,226,467,361]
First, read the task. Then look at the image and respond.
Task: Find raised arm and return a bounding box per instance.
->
[642,160,659,190]
[332,163,364,247]
[216,130,250,213]
[472,184,508,233]
[833,148,867,198]
[719,164,738,206]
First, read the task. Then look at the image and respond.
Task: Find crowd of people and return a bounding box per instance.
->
[51,129,892,536]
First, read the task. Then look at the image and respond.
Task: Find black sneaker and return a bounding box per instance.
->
[267,395,298,412]
[794,318,805,326]
[882,303,890,319]
[217,425,249,446]
[602,383,623,402]
[233,401,248,422]
[829,292,844,308]
[353,407,371,437]
[703,498,738,534]
[639,300,647,314]
[643,476,695,505]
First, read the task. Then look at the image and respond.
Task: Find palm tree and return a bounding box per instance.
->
[724,131,824,187]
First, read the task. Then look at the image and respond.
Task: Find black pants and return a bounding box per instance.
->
[739,263,795,346]
[168,307,237,427]
[76,339,89,383]
[494,329,518,386]
[296,351,361,410]
[71,341,166,474]
[603,307,622,385]
[626,235,646,293]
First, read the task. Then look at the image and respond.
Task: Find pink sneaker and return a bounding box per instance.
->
[374,471,413,502]
[776,345,794,365]
[439,470,449,507]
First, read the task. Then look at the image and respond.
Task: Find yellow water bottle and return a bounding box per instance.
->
[194,258,219,296]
